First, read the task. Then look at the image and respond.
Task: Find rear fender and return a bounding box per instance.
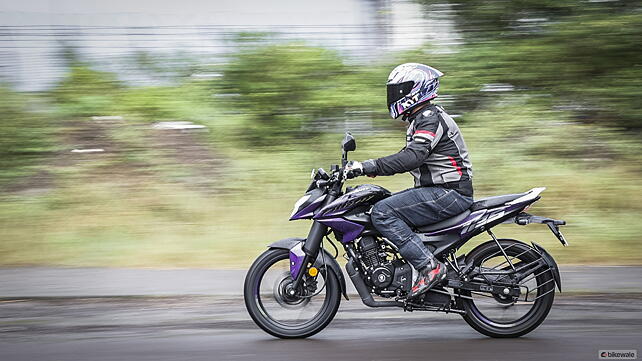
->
[268,238,349,300]
[531,242,562,292]
[462,239,562,292]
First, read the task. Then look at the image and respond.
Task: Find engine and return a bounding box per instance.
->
[357,236,412,297]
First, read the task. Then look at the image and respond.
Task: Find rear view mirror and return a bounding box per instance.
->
[342,132,356,152]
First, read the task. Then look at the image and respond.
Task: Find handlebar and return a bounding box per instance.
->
[314,165,345,190]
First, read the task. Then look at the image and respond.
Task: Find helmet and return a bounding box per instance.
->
[386,63,443,119]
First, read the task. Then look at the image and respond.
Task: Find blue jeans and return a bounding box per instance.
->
[371,187,473,270]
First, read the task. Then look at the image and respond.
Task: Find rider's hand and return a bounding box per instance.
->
[344,160,364,179]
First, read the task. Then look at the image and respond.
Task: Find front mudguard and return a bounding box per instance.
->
[269,238,349,300]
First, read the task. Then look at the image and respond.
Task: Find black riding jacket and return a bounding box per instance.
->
[365,104,474,197]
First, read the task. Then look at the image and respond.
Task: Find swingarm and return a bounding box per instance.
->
[447,279,521,298]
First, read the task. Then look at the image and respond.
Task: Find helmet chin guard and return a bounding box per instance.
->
[387,63,443,119]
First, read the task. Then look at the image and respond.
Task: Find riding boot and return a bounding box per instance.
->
[409,258,447,299]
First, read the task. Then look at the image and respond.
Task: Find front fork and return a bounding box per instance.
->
[289,191,338,291]
[288,222,328,292]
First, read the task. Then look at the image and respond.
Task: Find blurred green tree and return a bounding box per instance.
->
[221,43,383,143]
[117,86,188,121]
[417,0,642,129]
[0,87,53,183]
[50,62,122,117]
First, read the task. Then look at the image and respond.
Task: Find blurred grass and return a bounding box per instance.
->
[2,0,642,267]
[0,96,640,267]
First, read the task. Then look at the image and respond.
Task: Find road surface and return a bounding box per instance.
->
[1,294,640,361]
[1,266,641,297]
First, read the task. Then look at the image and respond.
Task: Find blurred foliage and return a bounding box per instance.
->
[0,87,54,183]
[1,1,642,266]
[117,86,189,121]
[220,43,385,143]
[431,0,640,38]
[417,0,642,129]
[51,62,123,117]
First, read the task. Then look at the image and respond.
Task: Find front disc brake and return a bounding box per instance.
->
[272,272,311,309]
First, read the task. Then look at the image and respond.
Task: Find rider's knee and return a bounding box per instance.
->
[371,202,391,226]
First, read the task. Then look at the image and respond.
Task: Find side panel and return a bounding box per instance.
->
[316,218,364,243]
[268,238,349,300]
[423,210,486,237]
[462,200,536,238]
[420,233,461,257]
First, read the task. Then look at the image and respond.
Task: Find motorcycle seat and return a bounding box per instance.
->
[414,192,531,233]
[469,192,528,211]
[416,209,471,233]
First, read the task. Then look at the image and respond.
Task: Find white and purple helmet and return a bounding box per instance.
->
[387,63,443,119]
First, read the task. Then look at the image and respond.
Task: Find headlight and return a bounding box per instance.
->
[290,194,312,219]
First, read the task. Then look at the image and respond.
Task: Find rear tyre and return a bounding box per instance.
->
[460,239,555,338]
[244,248,341,339]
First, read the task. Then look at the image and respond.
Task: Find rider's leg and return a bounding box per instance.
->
[370,187,473,297]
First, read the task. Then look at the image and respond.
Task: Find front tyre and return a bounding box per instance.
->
[244,248,341,338]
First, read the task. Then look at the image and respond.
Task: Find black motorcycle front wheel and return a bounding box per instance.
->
[244,248,341,339]
[460,239,556,338]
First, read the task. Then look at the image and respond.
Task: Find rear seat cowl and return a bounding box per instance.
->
[470,193,528,212]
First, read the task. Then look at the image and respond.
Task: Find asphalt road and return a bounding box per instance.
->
[1,294,640,361]
[1,266,641,297]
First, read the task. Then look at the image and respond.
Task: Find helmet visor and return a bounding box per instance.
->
[387,81,414,108]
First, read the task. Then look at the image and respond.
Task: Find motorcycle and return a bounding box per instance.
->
[244,132,568,339]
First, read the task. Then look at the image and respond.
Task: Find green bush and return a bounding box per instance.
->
[0,87,54,184]
[221,43,385,143]
[50,63,122,117]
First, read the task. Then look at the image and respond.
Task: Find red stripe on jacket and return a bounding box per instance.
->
[414,130,436,137]
[448,156,463,176]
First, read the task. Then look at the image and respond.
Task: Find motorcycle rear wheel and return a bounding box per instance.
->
[460,239,555,338]
[244,248,341,339]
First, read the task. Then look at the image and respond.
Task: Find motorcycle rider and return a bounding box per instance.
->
[344,63,474,298]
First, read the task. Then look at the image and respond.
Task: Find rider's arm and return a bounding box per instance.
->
[363,110,443,176]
